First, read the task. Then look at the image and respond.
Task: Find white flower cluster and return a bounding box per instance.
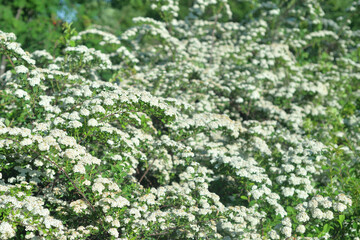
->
[71,28,121,46]
[189,0,232,19]
[65,45,112,69]
[1,0,359,239]
[151,0,180,18]
[0,182,65,239]
[31,50,53,61]
[0,30,35,65]
[14,65,28,74]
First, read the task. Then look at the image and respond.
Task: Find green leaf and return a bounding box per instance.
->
[323,223,330,233]
[69,40,76,47]
[286,206,295,214]
[0,6,14,22]
[353,221,358,229]
[249,200,256,207]
[240,195,248,200]
[338,215,345,229]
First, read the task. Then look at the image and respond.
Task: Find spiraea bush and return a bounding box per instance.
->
[1,0,360,239]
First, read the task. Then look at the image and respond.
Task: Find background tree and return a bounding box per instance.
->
[0,0,66,74]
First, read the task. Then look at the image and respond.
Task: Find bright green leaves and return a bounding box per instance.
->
[338,214,345,229]
[60,22,78,47]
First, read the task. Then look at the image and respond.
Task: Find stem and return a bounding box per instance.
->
[15,8,23,19]
[0,46,16,69]
[6,137,96,213]
[39,154,96,212]
[137,215,222,239]
[139,158,156,184]
[0,55,6,76]
[99,109,127,122]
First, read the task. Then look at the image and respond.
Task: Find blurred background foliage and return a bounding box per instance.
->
[0,0,359,54]
[0,0,64,52]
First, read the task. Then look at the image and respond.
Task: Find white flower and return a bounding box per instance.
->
[251,189,264,200]
[269,9,280,16]
[6,42,19,51]
[70,199,88,214]
[141,193,156,205]
[0,222,16,239]
[108,228,119,238]
[28,76,41,86]
[308,199,318,208]
[282,187,295,197]
[34,159,44,167]
[281,226,292,237]
[324,210,334,220]
[129,208,141,218]
[20,138,33,146]
[73,164,86,174]
[296,224,306,234]
[88,118,99,127]
[92,182,105,194]
[296,190,309,199]
[282,217,291,227]
[68,120,83,128]
[311,208,324,219]
[105,216,114,223]
[268,230,280,239]
[112,219,120,227]
[38,142,50,151]
[92,105,106,114]
[250,90,260,99]
[253,137,271,155]
[103,98,114,106]
[33,122,50,132]
[25,232,35,239]
[83,180,91,186]
[63,97,75,105]
[321,199,332,208]
[80,108,90,116]
[333,202,347,212]
[282,164,295,173]
[69,111,81,120]
[14,89,30,100]
[15,65,29,74]
[275,205,287,218]
[336,193,352,206]
[32,50,53,60]
[113,196,130,208]
[53,117,65,125]
[296,212,310,222]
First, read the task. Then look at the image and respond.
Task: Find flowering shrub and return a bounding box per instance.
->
[1,0,360,239]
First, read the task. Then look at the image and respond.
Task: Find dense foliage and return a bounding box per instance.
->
[0,0,63,49]
[0,0,360,239]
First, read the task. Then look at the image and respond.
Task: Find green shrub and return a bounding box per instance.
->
[0,0,359,239]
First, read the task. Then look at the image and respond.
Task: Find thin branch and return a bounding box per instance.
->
[52,40,59,60]
[38,155,96,212]
[137,215,223,239]
[99,109,127,122]
[15,8,23,20]
[6,137,96,213]
[138,158,156,184]
[0,55,6,76]
[0,46,16,69]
